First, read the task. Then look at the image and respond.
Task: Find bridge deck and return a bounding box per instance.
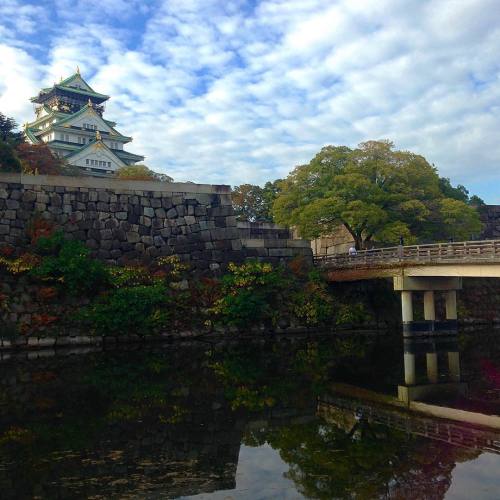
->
[314,239,500,280]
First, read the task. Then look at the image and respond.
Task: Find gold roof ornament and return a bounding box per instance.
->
[76,65,80,74]
[96,130,101,141]
[88,98,93,107]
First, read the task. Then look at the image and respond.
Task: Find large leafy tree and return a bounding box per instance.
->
[273,141,483,248]
[232,180,282,222]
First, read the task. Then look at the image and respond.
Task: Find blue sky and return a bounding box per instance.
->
[1,0,500,202]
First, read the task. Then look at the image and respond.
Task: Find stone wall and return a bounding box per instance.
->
[0,173,311,271]
[480,205,500,239]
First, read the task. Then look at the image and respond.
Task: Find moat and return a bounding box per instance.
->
[1,330,499,499]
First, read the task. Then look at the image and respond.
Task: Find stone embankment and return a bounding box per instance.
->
[0,173,311,270]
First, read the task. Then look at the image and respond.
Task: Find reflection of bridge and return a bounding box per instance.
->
[314,239,500,334]
[318,394,500,455]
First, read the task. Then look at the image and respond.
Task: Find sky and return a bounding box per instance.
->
[1,0,499,202]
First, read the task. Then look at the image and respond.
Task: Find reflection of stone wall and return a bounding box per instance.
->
[0,173,311,270]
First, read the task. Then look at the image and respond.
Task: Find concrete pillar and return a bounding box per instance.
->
[404,353,416,385]
[445,290,457,320]
[426,352,438,383]
[448,352,461,382]
[401,291,413,323]
[423,291,436,321]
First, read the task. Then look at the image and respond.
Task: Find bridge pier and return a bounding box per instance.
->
[393,277,461,336]
[398,336,467,403]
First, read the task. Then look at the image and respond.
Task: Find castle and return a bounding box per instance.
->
[24,68,144,177]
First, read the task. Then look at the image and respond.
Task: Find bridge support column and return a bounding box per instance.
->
[404,352,416,385]
[423,291,436,321]
[401,291,413,335]
[445,290,457,320]
[448,351,461,382]
[394,277,461,335]
[426,352,438,383]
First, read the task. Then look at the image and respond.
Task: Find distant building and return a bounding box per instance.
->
[24,68,144,177]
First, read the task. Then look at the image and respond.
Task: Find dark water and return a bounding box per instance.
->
[0,331,499,499]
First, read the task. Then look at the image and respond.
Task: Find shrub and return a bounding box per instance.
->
[290,277,334,326]
[211,261,291,329]
[76,284,172,334]
[31,235,108,295]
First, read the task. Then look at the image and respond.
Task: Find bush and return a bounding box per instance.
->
[211,261,290,329]
[76,284,172,334]
[31,234,108,295]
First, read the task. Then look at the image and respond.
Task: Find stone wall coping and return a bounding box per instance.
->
[0,173,231,195]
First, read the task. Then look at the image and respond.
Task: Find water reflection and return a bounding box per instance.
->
[0,332,499,499]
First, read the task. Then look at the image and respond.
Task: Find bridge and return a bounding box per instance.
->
[314,239,500,335]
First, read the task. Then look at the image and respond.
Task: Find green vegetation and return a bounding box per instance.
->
[31,231,109,295]
[273,141,483,248]
[0,230,335,336]
[232,180,281,222]
[233,141,484,249]
[115,164,173,182]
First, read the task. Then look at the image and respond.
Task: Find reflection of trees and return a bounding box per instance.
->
[244,419,478,500]
[210,337,370,411]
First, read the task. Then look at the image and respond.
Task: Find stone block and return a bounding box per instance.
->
[150,198,161,208]
[162,197,173,209]
[49,193,62,206]
[155,208,166,218]
[268,248,294,257]
[21,191,36,203]
[139,216,152,227]
[143,206,155,217]
[176,205,186,216]
[185,215,196,225]
[126,232,140,243]
[5,200,19,210]
[167,208,178,219]
[0,225,9,235]
[100,229,113,240]
[140,197,151,206]
[98,191,110,203]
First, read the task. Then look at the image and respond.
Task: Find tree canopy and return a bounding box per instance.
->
[273,141,483,248]
[0,112,24,145]
[16,143,68,175]
[115,164,173,182]
[232,180,281,222]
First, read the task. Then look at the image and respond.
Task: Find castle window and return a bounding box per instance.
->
[86,159,89,165]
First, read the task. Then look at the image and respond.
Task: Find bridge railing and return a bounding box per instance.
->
[314,239,500,268]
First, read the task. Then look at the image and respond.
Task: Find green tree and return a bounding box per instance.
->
[0,141,21,172]
[115,164,173,182]
[273,141,483,248]
[232,180,282,222]
[0,112,24,145]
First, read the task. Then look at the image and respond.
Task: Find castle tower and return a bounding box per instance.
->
[24,68,144,177]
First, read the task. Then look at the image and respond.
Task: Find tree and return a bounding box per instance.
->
[232,180,282,222]
[15,143,66,175]
[0,141,21,172]
[115,164,173,182]
[0,112,24,145]
[273,141,483,248]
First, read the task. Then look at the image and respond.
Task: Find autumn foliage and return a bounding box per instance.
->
[15,143,65,175]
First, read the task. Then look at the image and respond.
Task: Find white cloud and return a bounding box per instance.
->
[1,0,500,201]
